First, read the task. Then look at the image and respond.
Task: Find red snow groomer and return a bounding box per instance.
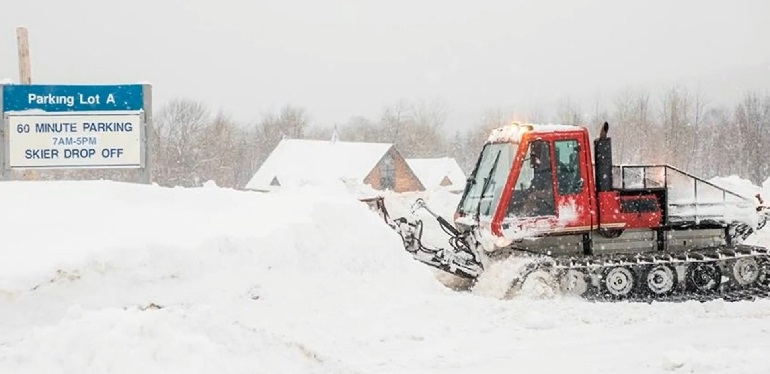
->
[368,122,770,302]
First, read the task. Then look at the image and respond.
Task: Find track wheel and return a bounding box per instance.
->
[643,264,676,296]
[560,269,588,296]
[686,262,721,293]
[515,270,559,299]
[603,266,635,299]
[732,257,761,286]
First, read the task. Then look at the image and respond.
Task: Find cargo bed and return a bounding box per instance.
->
[611,164,756,226]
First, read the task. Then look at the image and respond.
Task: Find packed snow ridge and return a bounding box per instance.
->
[1,179,769,373]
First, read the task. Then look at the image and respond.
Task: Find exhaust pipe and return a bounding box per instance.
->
[594,122,613,192]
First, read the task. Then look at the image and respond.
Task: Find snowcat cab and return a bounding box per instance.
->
[370,121,770,302]
[454,123,599,243]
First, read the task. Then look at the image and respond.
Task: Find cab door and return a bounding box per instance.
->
[551,135,593,230]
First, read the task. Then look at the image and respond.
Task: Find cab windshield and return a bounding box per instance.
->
[457,142,516,218]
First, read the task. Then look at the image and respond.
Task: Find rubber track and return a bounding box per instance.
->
[515,244,770,303]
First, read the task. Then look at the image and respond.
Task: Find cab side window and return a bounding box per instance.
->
[554,140,582,195]
[506,140,556,217]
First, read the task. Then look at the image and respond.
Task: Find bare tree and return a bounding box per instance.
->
[339,116,382,142]
[231,123,263,188]
[258,105,308,142]
[556,96,583,126]
[250,104,312,172]
[195,110,242,187]
[628,89,655,163]
[660,86,693,168]
[408,99,449,157]
[303,124,335,141]
[610,89,635,163]
[380,99,412,145]
[687,91,710,175]
[377,98,448,157]
[700,107,736,178]
[452,107,511,172]
[411,98,449,130]
[735,92,770,184]
[588,95,609,129]
[152,98,211,186]
[147,98,265,188]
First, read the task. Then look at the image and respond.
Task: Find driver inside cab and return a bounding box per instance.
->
[529,143,551,191]
[517,141,556,216]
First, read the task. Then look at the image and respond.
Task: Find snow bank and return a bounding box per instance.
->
[0,180,436,293]
[0,180,445,372]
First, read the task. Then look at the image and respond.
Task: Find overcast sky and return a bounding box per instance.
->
[1,0,768,130]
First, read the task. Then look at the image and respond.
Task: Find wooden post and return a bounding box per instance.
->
[140,84,153,184]
[16,26,36,181]
[16,27,31,84]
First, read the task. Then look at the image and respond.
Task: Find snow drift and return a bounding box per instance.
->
[0,180,444,373]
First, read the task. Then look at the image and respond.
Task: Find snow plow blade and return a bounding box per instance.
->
[360,196,482,279]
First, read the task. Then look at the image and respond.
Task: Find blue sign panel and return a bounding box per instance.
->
[2,84,144,112]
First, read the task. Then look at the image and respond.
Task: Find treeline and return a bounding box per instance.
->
[24,86,770,188]
[581,87,770,185]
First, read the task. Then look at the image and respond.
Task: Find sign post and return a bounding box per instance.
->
[0,83,152,183]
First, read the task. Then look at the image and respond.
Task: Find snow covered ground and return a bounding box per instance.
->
[1,179,770,373]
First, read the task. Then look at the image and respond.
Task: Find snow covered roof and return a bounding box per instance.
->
[406,157,467,191]
[244,138,394,191]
